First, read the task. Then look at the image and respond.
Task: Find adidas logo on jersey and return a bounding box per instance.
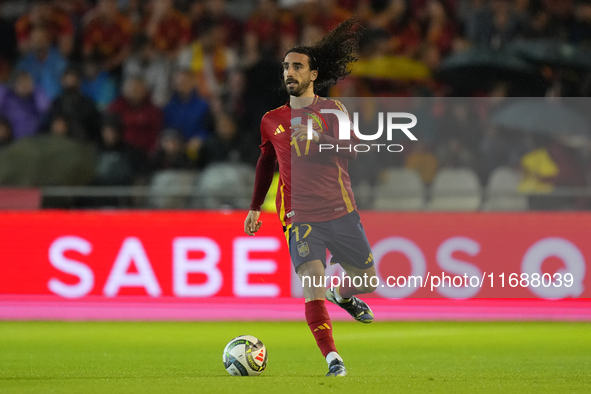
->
[274,124,286,135]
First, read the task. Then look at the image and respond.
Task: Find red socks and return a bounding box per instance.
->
[305,300,337,357]
[338,280,362,299]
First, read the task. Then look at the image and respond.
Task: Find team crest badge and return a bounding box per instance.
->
[297,242,310,257]
[308,117,323,132]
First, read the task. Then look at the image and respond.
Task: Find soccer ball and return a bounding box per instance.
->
[223,335,267,376]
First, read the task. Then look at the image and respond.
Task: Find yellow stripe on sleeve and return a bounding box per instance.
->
[337,166,354,213]
[279,183,286,227]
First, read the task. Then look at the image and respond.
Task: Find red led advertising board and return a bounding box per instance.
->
[0,211,589,301]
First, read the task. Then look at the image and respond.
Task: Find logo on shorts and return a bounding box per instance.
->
[297,242,310,257]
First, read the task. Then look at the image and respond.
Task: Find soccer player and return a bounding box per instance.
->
[244,18,377,377]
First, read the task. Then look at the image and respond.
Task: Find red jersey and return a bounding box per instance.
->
[259,96,357,226]
[245,11,298,53]
[15,8,74,46]
[108,97,163,154]
[83,14,133,59]
[144,11,191,54]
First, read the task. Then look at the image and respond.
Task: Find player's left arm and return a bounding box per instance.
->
[245,115,277,236]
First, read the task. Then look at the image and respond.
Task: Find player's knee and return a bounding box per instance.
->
[360,276,378,294]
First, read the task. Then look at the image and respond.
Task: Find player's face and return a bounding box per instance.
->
[282,52,317,97]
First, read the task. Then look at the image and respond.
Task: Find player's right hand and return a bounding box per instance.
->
[244,210,262,236]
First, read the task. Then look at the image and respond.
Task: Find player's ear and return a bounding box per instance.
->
[310,69,318,82]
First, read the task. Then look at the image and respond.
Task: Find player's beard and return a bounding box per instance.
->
[285,77,311,97]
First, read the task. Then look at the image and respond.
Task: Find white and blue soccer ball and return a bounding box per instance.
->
[223,335,267,376]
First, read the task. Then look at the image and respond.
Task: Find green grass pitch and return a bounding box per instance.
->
[0,321,590,393]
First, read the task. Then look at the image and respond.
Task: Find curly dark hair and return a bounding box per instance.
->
[285,16,363,92]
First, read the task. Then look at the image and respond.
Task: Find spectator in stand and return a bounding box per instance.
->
[46,112,71,137]
[300,23,326,46]
[119,0,143,28]
[187,0,207,33]
[190,0,242,48]
[419,0,457,57]
[243,0,298,64]
[53,0,91,48]
[407,0,456,18]
[81,56,118,110]
[148,128,191,172]
[520,133,589,210]
[53,0,89,22]
[522,0,570,41]
[94,113,140,186]
[338,0,358,11]
[178,22,238,100]
[0,117,13,150]
[437,100,482,152]
[418,42,443,74]
[547,139,586,189]
[163,68,211,161]
[48,66,102,142]
[82,0,133,75]
[518,135,559,209]
[15,26,68,100]
[197,112,254,168]
[14,0,74,57]
[300,0,352,33]
[529,0,591,44]
[466,0,524,48]
[108,75,163,155]
[437,136,478,170]
[144,0,191,59]
[0,71,50,140]
[518,135,586,195]
[572,1,591,45]
[404,141,439,184]
[362,0,422,57]
[123,34,174,107]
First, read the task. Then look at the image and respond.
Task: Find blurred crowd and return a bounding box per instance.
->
[0,0,590,201]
